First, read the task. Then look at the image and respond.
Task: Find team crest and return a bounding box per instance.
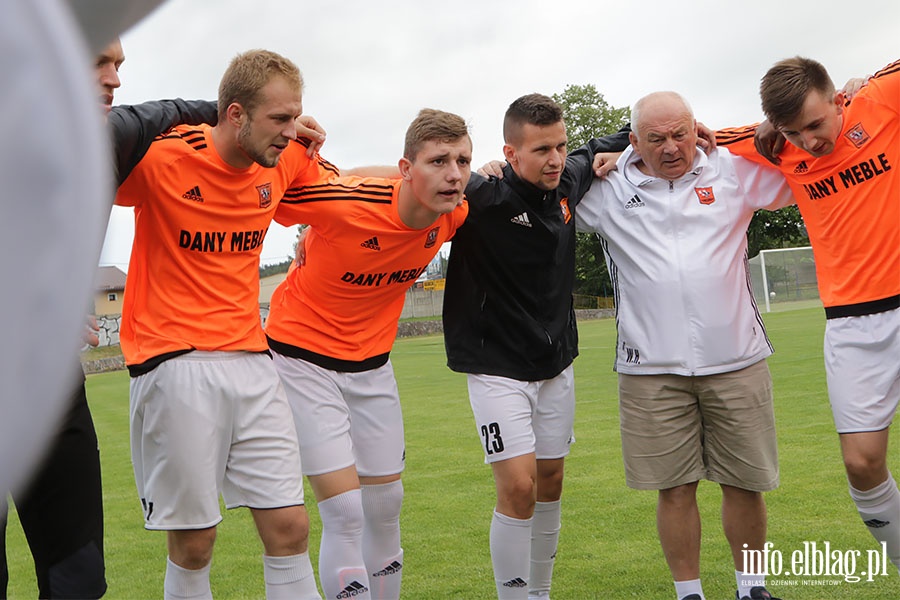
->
[424,226,440,249]
[694,187,715,205]
[559,197,572,224]
[844,122,870,148]
[257,182,272,208]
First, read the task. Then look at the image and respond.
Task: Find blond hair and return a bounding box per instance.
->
[218,49,302,120]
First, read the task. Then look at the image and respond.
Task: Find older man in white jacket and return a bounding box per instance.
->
[578,91,792,600]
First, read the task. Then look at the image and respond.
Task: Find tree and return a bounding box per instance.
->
[746,205,809,258]
[258,225,306,278]
[553,84,630,147]
[259,258,292,278]
[552,84,630,297]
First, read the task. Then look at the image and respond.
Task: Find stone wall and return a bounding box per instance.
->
[575,308,615,321]
[82,355,126,375]
[396,320,444,338]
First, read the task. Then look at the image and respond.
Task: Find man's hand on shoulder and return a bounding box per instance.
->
[593,152,621,177]
[840,76,870,102]
[753,120,785,166]
[696,121,717,154]
[294,227,309,266]
[296,115,326,157]
[478,160,506,179]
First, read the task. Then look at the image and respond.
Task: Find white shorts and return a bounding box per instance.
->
[467,365,575,464]
[129,351,305,530]
[272,353,405,477]
[825,307,900,433]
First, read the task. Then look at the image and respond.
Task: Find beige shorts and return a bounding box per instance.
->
[618,359,778,492]
[129,351,305,530]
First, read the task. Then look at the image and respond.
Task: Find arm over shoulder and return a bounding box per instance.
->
[586,124,632,154]
[109,99,218,185]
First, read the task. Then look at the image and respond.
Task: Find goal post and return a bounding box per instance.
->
[748,246,820,313]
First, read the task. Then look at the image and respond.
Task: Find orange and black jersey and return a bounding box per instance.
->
[265,176,468,371]
[718,59,900,317]
[116,123,338,372]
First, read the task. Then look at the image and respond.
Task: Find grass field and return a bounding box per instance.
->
[6,308,899,598]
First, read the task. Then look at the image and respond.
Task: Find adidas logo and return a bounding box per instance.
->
[510,212,532,227]
[624,194,645,210]
[502,578,527,588]
[794,161,809,174]
[182,185,204,202]
[360,236,381,251]
[336,581,369,598]
[373,560,403,577]
[864,518,890,528]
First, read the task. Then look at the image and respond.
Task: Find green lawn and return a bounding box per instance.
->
[6,308,899,598]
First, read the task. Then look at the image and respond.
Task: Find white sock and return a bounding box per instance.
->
[849,472,900,570]
[317,490,371,600]
[529,500,560,599]
[164,558,212,600]
[673,578,704,600]
[263,553,321,600]
[361,481,404,599]
[736,569,764,598]
[491,510,532,599]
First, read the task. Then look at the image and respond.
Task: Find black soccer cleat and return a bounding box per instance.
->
[736,586,781,600]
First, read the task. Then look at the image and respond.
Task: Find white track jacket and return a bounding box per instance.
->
[578,147,794,376]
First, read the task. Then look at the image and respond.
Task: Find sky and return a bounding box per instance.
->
[99,0,900,269]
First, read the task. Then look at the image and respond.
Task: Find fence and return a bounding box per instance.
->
[400,288,613,319]
[573,294,615,310]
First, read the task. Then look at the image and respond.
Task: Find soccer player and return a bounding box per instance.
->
[265,108,470,600]
[115,49,337,600]
[578,91,792,600]
[0,37,221,599]
[442,93,630,599]
[718,57,900,575]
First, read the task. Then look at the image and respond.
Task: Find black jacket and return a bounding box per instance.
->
[443,128,630,381]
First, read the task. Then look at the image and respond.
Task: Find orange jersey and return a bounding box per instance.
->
[717,60,900,312]
[116,124,338,368]
[265,176,468,367]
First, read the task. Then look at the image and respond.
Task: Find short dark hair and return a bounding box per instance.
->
[403,109,470,160]
[503,93,563,145]
[760,56,835,128]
